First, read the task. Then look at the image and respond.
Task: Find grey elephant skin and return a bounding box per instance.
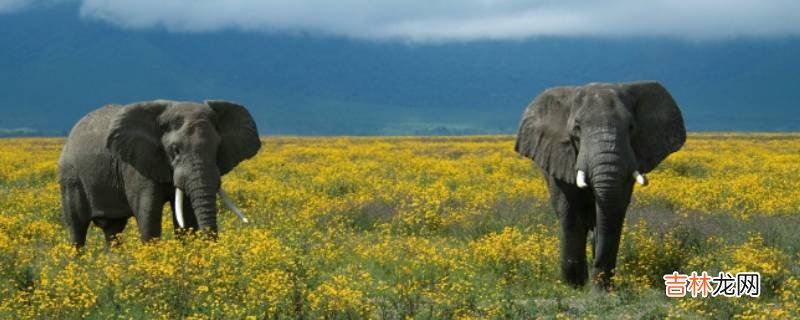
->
[59,100,261,247]
[515,81,685,289]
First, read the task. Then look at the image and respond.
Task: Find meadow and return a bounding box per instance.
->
[0,135,798,319]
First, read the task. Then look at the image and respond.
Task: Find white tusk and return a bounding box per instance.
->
[634,171,648,186]
[219,188,249,224]
[576,170,588,188]
[175,188,186,228]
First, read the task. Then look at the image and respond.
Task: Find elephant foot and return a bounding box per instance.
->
[561,258,589,287]
[591,269,614,291]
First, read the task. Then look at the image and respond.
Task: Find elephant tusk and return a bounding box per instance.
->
[219,188,249,224]
[576,170,588,188]
[634,171,648,186]
[175,188,186,228]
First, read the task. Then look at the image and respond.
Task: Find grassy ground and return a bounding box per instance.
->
[0,135,798,319]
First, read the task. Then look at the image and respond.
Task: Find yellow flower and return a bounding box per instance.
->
[1,134,800,318]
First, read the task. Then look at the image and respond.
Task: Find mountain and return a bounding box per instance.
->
[1,2,800,135]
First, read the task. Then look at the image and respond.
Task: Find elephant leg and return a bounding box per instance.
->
[559,211,591,287]
[547,177,595,287]
[129,190,167,242]
[94,217,129,246]
[60,180,91,249]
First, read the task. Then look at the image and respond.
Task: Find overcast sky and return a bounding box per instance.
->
[2,0,800,41]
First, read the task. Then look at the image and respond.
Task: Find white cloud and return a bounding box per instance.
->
[0,0,31,13]
[5,0,800,41]
[0,0,61,13]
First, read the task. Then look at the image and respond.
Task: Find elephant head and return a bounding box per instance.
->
[106,100,261,234]
[516,81,685,189]
[515,81,685,287]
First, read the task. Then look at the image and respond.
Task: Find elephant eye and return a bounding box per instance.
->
[572,124,581,136]
[169,145,180,157]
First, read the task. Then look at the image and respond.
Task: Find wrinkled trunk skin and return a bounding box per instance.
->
[585,128,634,290]
[179,160,220,238]
[188,185,218,235]
[591,171,632,290]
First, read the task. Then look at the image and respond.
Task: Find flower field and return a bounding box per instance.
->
[0,135,799,318]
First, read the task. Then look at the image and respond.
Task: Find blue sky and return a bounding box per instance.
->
[3,0,800,41]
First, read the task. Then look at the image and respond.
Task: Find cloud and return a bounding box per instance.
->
[6,0,800,41]
[0,0,62,13]
[0,0,32,13]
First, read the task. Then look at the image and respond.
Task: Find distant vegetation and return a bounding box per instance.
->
[0,135,798,318]
[0,128,64,137]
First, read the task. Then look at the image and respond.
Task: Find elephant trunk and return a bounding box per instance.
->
[590,162,631,290]
[584,129,635,289]
[591,170,627,208]
[182,162,221,235]
[584,128,633,206]
[188,185,218,235]
[170,153,222,235]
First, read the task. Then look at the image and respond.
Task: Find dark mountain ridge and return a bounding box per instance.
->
[1,3,799,135]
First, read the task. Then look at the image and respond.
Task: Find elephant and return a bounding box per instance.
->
[514,81,685,289]
[58,100,261,248]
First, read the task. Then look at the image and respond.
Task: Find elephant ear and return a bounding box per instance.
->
[206,100,261,175]
[515,87,578,184]
[106,101,172,183]
[624,81,687,173]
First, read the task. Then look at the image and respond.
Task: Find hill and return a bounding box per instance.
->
[1,3,799,135]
